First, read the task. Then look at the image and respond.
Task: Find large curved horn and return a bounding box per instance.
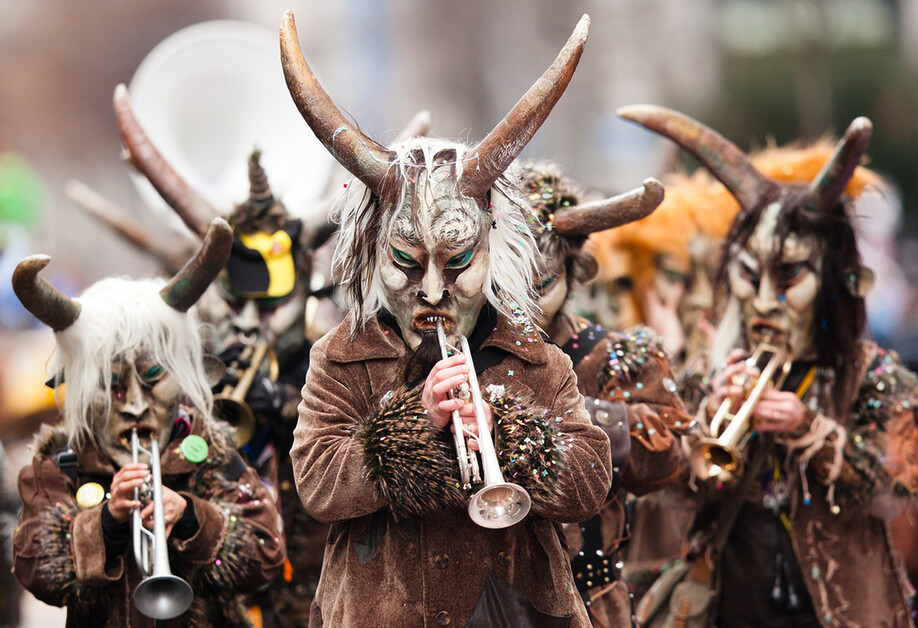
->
[12,256,81,332]
[160,218,233,312]
[280,11,394,195]
[459,15,590,199]
[617,104,780,212]
[553,178,664,237]
[808,117,872,213]
[113,83,219,237]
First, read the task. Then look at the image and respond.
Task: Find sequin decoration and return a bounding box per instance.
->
[597,325,666,392]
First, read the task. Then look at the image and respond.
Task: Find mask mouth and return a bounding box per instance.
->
[413,311,455,333]
[749,320,785,344]
[117,425,157,452]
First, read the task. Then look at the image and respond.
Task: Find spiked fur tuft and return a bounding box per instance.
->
[354,386,464,519]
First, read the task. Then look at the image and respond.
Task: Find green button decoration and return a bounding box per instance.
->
[180,435,209,463]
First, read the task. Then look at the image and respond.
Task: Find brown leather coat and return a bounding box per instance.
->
[291,311,613,627]
[13,411,285,627]
[550,314,691,627]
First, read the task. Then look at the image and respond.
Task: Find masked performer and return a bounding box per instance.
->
[620,104,918,626]
[12,218,286,627]
[521,162,692,626]
[603,140,883,601]
[113,86,340,625]
[281,11,613,627]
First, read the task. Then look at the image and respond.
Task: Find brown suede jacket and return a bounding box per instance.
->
[550,313,691,627]
[291,310,613,627]
[13,410,286,627]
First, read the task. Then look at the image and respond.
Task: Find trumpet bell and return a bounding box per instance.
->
[133,574,194,620]
[468,483,532,529]
[689,438,744,487]
[213,395,256,447]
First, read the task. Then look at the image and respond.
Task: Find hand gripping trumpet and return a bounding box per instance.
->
[436,322,532,528]
[131,429,194,619]
[690,338,792,487]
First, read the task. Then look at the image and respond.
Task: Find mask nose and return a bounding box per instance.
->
[418,264,449,305]
[232,300,260,339]
[752,273,781,316]
[118,374,148,420]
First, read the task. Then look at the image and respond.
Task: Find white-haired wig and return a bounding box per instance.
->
[49,277,213,445]
[330,137,543,332]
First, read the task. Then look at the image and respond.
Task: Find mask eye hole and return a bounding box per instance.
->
[778,262,807,288]
[534,274,557,292]
[445,250,473,269]
[140,364,166,387]
[392,247,421,268]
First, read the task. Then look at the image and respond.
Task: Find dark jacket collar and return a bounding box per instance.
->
[324,304,549,366]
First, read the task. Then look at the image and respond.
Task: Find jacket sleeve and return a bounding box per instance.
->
[13,454,119,607]
[526,353,613,523]
[181,462,286,594]
[781,346,918,513]
[592,327,691,496]
[291,341,388,523]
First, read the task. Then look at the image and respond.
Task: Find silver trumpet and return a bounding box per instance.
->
[131,429,194,619]
[436,322,532,529]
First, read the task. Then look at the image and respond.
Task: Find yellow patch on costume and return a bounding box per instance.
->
[238,230,295,298]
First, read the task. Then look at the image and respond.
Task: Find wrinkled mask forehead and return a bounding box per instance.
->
[743,202,821,267]
[390,164,487,247]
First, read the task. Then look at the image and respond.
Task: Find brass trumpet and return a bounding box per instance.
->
[690,339,792,486]
[436,321,532,529]
[214,340,279,446]
[131,429,194,619]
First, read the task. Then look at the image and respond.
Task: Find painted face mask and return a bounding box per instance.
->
[532,257,568,330]
[96,352,181,468]
[619,104,875,371]
[380,166,490,349]
[12,219,232,465]
[727,204,822,359]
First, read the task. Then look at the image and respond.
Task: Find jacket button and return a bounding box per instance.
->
[436,610,451,625]
[434,554,449,569]
[497,551,510,566]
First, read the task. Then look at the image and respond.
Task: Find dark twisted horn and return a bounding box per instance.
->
[247,149,274,214]
[617,104,780,212]
[160,218,234,312]
[459,15,590,199]
[552,178,664,237]
[280,11,394,195]
[807,117,872,213]
[12,255,81,332]
[113,83,219,237]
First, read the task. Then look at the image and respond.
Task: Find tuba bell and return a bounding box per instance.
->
[213,340,279,446]
[131,429,194,619]
[436,321,532,529]
[690,338,792,487]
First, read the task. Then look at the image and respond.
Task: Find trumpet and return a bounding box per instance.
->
[131,429,194,619]
[214,340,279,446]
[690,339,792,486]
[436,322,532,529]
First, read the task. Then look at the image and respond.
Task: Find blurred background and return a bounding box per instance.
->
[2,0,918,623]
